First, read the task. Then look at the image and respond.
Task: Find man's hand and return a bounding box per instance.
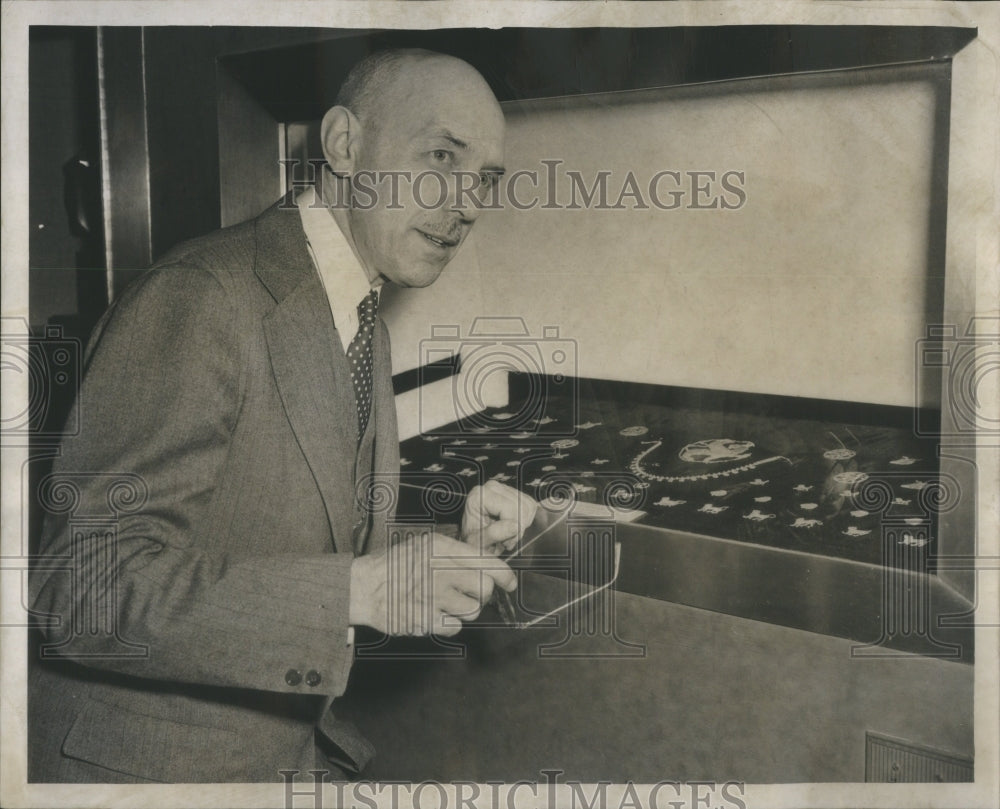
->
[461,480,539,556]
[349,532,515,636]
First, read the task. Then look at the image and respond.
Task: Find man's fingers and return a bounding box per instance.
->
[482,558,516,592]
[432,611,464,637]
[482,519,520,547]
[463,483,539,556]
[439,588,484,621]
[479,480,537,521]
[430,533,481,556]
[440,566,495,602]
[373,533,516,638]
[453,556,516,592]
[432,552,516,592]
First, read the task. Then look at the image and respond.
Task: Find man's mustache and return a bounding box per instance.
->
[417,223,464,245]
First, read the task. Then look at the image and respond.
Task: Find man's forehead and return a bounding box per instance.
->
[387,97,504,164]
[380,61,503,131]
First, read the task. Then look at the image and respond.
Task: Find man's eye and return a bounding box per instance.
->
[431,149,452,163]
[479,172,498,189]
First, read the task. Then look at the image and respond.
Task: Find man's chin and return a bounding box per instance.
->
[389,261,448,288]
[389,267,444,289]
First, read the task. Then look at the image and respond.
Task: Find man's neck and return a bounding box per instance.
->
[317,174,384,287]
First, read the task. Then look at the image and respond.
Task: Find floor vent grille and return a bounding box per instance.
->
[866,732,973,782]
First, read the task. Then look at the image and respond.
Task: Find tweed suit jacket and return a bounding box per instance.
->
[28,199,400,782]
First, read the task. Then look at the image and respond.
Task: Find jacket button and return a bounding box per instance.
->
[305,670,322,687]
[285,668,303,686]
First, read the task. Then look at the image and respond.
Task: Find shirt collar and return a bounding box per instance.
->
[296,186,382,324]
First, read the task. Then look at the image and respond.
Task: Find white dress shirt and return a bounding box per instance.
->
[296,187,382,352]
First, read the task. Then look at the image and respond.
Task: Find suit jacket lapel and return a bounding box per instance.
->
[358,321,400,556]
[255,201,360,553]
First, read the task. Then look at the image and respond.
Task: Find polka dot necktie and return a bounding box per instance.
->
[346,289,379,439]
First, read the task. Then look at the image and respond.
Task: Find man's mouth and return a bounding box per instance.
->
[418,230,459,249]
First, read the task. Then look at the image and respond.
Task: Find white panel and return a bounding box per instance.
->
[465,70,940,407]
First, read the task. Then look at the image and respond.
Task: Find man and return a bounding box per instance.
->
[29,49,534,783]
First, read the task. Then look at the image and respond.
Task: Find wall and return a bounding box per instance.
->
[454,64,948,408]
[934,38,989,601]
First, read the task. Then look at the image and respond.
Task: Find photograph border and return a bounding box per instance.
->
[2,2,997,808]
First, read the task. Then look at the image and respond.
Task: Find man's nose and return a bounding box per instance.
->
[448,172,485,224]
[454,204,480,226]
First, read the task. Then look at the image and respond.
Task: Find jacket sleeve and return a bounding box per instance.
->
[30,265,356,698]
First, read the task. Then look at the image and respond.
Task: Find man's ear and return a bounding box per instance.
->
[321,105,361,175]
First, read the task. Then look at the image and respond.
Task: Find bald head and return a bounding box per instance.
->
[335,49,502,136]
[320,49,506,288]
